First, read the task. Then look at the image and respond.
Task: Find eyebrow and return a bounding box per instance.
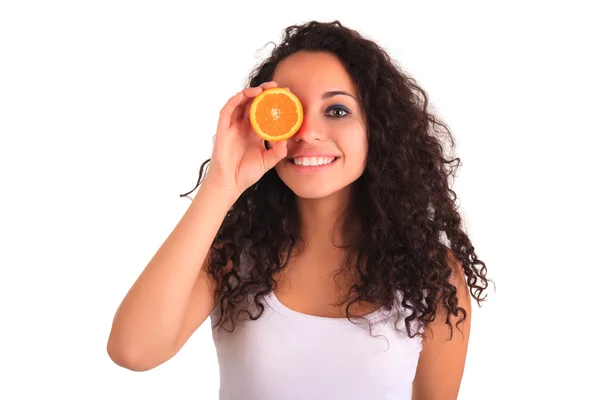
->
[322,90,357,101]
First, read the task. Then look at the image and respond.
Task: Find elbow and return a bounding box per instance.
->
[106,336,157,372]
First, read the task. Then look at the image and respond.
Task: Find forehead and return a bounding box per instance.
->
[272,51,357,96]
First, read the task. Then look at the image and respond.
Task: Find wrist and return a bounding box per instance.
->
[194,178,241,208]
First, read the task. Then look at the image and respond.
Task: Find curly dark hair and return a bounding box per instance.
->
[182,20,491,340]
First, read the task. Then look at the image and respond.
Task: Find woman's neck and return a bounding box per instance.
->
[293,187,360,253]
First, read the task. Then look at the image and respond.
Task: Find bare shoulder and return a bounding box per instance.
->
[412,248,472,400]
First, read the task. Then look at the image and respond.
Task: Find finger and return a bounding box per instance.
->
[230,83,276,124]
[220,85,273,131]
[260,81,278,90]
[241,81,279,120]
[241,119,263,143]
[230,86,262,122]
[262,139,288,170]
[232,82,279,122]
[243,81,277,98]
[217,91,247,132]
[241,100,252,121]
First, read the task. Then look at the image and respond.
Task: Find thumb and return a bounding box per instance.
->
[263,140,288,170]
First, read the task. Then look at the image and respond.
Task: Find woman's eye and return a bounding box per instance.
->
[325,105,350,118]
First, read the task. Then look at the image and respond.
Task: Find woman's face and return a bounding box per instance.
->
[268,51,368,200]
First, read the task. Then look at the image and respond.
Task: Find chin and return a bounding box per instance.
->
[280,179,355,201]
[289,187,340,200]
[274,165,364,201]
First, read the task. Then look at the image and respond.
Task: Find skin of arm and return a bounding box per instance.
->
[412,249,472,400]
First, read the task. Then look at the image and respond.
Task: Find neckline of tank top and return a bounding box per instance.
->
[264,290,393,326]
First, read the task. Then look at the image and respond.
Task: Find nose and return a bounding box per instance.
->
[293,113,324,143]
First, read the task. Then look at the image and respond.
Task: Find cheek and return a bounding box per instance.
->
[338,126,368,161]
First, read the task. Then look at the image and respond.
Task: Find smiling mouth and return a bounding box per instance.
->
[287,157,340,167]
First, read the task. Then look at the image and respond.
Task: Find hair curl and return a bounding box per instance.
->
[182,20,491,339]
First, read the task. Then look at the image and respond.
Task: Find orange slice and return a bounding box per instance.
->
[249,87,303,141]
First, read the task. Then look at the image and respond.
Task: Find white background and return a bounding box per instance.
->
[1,1,598,399]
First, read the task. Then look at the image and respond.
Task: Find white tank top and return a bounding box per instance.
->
[210,289,423,399]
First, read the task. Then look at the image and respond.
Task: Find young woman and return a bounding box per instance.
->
[107,20,491,399]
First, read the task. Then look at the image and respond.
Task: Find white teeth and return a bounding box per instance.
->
[292,157,335,166]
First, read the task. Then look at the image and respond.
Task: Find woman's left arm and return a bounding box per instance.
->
[412,250,472,400]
